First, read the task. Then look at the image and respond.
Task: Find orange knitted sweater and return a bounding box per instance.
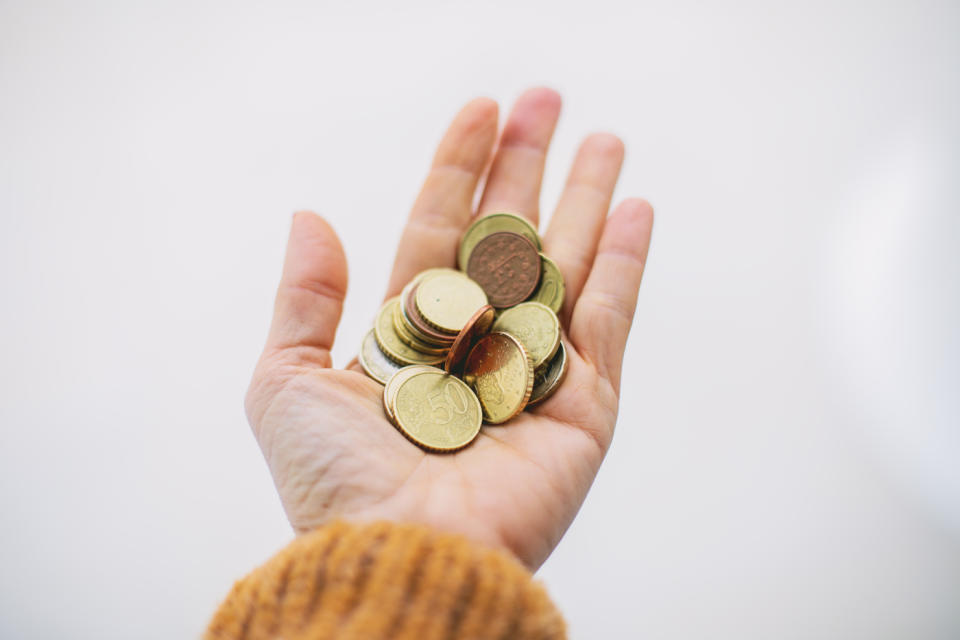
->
[206,521,566,639]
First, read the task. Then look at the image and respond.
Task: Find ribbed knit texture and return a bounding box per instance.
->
[206,520,566,640]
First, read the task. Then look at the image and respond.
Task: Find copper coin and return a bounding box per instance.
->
[466,231,542,308]
[404,281,457,345]
[444,305,495,375]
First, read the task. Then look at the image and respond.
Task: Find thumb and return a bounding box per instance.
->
[263,211,348,366]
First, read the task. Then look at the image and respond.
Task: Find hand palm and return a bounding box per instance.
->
[246,89,652,569]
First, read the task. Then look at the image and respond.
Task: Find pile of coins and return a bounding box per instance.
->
[359,212,568,452]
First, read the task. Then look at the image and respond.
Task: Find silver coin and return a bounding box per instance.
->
[528,341,567,405]
[359,328,404,385]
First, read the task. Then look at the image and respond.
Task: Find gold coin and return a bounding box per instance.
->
[392,298,448,355]
[462,332,534,424]
[400,278,457,346]
[528,341,568,405]
[383,365,436,423]
[415,269,488,334]
[529,253,565,314]
[359,328,405,385]
[393,369,482,451]
[491,301,560,369]
[457,212,541,271]
[374,298,445,366]
[401,267,458,338]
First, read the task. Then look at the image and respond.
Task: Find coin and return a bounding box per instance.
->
[491,301,560,369]
[444,304,495,375]
[462,332,534,424]
[374,298,445,366]
[401,270,458,345]
[359,328,405,385]
[529,253,565,315]
[457,212,541,271]
[403,280,458,346]
[392,297,448,355]
[364,221,570,443]
[383,365,436,423]
[415,269,488,334]
[466,231,542,308]
[392,369,482,451]
[528,341,568,405]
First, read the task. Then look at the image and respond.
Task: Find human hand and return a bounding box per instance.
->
[245,88,653,569]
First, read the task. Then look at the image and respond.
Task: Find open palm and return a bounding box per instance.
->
[245,88,653,569]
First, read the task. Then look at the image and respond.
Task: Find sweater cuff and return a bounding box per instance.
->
[205,520,566,639]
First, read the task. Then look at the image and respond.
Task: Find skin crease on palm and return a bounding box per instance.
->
[244,87,654,570]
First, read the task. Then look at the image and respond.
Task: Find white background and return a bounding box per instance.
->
[1,1,959,638]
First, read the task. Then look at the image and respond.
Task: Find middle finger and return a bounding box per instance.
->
[475,87,562,228]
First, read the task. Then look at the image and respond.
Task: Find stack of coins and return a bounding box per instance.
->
[359,212,569,452]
